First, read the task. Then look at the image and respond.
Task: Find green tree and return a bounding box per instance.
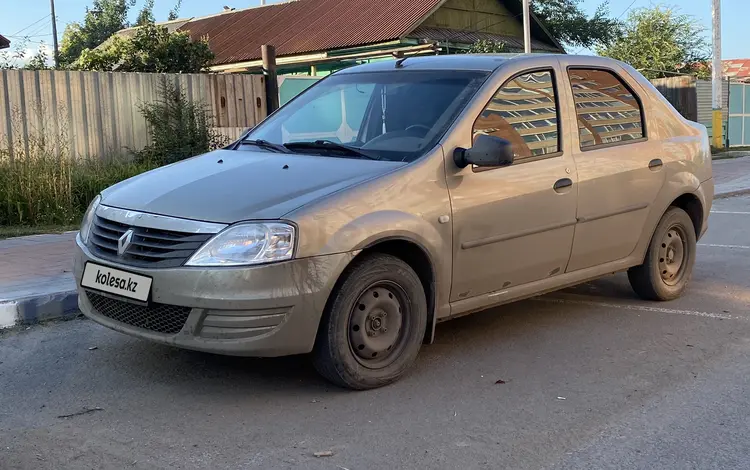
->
[0,39,50,70]
[25,47,51,70]
[533,0,621,49]
[168,0,183,21]
[467,39,506,54]
[597,6,710,79]
[58,0,134,67]
[75,22,214,73]
[135,0,155,26]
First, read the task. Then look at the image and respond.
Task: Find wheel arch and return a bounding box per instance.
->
[320,236,438,346]
[670,192,704,238]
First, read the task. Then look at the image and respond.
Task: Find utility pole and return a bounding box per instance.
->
[522,0,531,53]
[711,0,723,148]
[50,0,60,68]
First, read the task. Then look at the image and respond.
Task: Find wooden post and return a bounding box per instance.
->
[262,45,280,113]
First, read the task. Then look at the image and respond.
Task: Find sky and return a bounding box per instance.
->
[1,0,748,63]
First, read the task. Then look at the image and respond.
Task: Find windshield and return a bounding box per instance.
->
[240,70,489,162]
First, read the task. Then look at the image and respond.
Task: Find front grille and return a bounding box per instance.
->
[86,291,191,335]
[89,215,213,268]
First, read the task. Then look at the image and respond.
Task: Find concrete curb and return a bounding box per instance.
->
[0,290,79,329]
[715,188,750,199]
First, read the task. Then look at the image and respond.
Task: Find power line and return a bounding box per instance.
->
[572,0,638,55]
[25,19,53,39]
[11,14,51,37]
[616,0,639,20]
[6,33,54,39]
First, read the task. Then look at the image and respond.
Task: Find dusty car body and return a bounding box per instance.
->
[74,54,713,389]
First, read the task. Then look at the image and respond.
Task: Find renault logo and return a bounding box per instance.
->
[117,229,135,256]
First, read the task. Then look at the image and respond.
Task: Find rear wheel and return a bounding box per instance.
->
[312,253,427,390]
[628,207,697,301]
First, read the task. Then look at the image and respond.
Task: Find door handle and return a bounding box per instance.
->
[649,158,663,170]
[553,178,573,193]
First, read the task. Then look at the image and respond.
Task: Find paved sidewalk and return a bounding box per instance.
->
[2,156,750,328]
[712,156,750,198]
[0,232,78,327]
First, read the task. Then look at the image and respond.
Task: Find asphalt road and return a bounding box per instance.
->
[2,196,750,470]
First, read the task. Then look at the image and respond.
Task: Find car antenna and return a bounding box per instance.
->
[394,52,408,68]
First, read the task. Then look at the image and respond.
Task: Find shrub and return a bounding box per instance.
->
[135,79,229,166]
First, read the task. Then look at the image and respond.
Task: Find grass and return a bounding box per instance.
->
[0,224,79,240]
[0,152,156,229]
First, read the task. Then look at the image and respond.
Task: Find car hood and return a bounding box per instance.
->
[101,149,405,223]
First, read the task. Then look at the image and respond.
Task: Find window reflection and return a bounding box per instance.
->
[568,69,644,148]
[473,70,559,160]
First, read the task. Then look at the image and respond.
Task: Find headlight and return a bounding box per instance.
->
[185,222,295,267]
[80,195,101,244]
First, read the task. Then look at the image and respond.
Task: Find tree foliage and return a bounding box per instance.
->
[75,22,214,73]
[24,48,51,71]
[467,39,506,54]
[597,6,710,79]
[59,0,134,67]
[135,0,155,26]
[0,39,51,70]
[532,0,621,49]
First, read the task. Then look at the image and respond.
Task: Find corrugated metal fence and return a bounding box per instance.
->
[695,79,729,126]
[0,70,266,159]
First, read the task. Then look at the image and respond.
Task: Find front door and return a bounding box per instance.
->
[447,68,578,302]
[560,65,666,272]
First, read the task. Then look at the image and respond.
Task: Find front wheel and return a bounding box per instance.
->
[312,253,427,390]
[628,206,697,301]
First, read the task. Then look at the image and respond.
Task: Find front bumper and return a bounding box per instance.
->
[74,235,354,356]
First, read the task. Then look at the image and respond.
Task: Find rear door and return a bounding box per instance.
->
[560,63,666,272]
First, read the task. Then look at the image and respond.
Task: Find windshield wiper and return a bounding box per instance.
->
[284,140,379,160]
[239,139,291,153]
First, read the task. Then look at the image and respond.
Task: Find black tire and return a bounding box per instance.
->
[312,253,427,390]
[628,207,697,301]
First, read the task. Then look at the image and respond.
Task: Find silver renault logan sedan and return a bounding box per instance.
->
[75,54,713,389]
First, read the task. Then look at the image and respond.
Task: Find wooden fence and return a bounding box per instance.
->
[651,76,699,122]
[0,70,267,159]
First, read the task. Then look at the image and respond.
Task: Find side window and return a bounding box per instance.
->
[568,69,644,149]
[473,70,560,164]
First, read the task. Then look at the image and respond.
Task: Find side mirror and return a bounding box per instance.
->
[454,134,514,169]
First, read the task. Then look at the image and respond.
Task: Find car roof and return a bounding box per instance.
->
[337,54,628,74]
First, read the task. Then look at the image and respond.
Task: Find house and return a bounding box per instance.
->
[0,34,10,50]
[132,0,564,75]
[723,59,750,83]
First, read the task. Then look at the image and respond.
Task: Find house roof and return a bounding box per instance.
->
[177,0,562,66]
[0,34,10,50]
[408,26,560,53]
[723,59,750,82]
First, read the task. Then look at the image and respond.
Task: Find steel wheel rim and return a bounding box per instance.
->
[658,224,689,286]
[348,281,411,369]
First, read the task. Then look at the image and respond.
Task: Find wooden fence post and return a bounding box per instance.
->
[261,45,280,114]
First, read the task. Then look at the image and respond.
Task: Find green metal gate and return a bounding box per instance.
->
[728,82,750,147]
